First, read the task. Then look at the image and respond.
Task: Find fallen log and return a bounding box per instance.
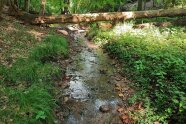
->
[31,8,186,24]
[133,18,186,28]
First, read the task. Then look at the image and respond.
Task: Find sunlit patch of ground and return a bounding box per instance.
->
[27,30,46,41]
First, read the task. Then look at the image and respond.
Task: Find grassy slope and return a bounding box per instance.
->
[89,22,186,123]
[0,17,68,123]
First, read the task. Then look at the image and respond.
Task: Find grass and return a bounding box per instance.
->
[89,21,186,123]
[31,35,68,62]
[0,18,68,123]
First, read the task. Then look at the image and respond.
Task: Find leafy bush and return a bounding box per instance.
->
[92,24,186,123]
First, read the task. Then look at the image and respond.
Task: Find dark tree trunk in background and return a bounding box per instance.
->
[152,0,155,7]
[137,0,143,11]
[143,0,146,10]
[19,0,21,8]
[24,0,30,12]
[14,0,18,7]
[0,0,4,16]
[138,0,147,11]
[62,0,70,14]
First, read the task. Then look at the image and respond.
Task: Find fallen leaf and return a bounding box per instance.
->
[117,108,124,113]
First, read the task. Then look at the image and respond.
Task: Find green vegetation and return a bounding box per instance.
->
[15,0,186,15]
[89,23,186,123]
[1,0,186,123]
[0,20,68,123]
[31,35,68,62]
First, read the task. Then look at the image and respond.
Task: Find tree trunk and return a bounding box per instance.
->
[62,0,70,14]
[24,0,30,12]
[143,0,146,10]
[14,0,18,8]
[152,0,155,7]
[137,0,144,11]
[0,4,3,19]
[0,0,4,15]
[40,0,46,16]
[32,8,186,24]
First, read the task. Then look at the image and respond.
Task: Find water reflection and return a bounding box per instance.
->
[62,41,121,124]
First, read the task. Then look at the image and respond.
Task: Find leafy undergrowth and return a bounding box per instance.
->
[0,18,68,123]
[90,22,186,123]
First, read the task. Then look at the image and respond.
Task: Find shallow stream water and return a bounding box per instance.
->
[60,31,123,124]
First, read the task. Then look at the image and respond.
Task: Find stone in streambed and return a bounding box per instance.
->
[99,105,110,113]
[57,30,69,36]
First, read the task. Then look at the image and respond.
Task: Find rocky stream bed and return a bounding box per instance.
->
[55,26,133,124]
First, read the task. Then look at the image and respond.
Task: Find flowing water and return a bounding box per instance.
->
[59,31,123,124]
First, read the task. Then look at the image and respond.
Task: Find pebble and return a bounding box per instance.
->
[99,105,110,113]
[64,97,69,103]
[57,30,69,36]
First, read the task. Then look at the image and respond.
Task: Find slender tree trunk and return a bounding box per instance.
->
[60,0,63,14]
[40,0,46,16]
[143,0,146,10]
[0,0,4,16]
[152,0,155,7]
[32,8,186,24]
[62,0,70,14]
[19,0,21,8]
[24,0,30,12]
[14,0,18,7]
[137,0,143,11]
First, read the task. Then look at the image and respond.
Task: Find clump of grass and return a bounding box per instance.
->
[0,34,68,123]
[31,35,68,62]
[0,83,54,124]
[2,58,61,84]
[91,23,186,123]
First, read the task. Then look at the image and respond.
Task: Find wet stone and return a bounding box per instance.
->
[64,97,69,103]
[99,105,110,113]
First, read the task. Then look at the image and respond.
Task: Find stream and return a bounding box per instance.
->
[58,28,125,124]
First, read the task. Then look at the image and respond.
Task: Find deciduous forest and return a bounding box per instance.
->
[0,0,186,124]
